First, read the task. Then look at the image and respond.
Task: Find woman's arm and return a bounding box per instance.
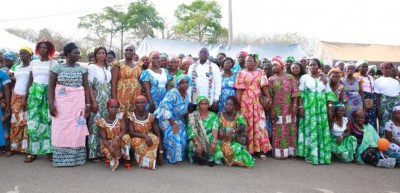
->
[22,72,33,111]
[143,81,155,112]
[48,72,58,117]
[111,66,120,99]
[99,126,112,150]
[82,73,91,118]
[152,118,163,151]
[236,89,242,104]
[358,80,365,108]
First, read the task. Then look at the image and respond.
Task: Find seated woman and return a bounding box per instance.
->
[351,110,400,167]
[187,96,223,166]
[154,75,191,164]
[329,102,357,162]
[128,95,163,169]
[96,99,131,171]
[218,96,254,168]
[385,106,400,154]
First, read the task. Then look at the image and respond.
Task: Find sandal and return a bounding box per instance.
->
[24,155,36,163]
[259,154,267,160]
[3,151,13,157]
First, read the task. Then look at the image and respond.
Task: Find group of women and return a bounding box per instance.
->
[0,39,399,171]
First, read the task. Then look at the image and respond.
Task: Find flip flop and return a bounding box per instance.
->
[24,155,36,163]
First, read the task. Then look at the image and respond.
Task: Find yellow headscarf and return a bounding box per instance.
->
[19,46,33,55]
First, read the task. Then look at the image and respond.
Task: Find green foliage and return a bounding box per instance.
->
[174,0,227,43]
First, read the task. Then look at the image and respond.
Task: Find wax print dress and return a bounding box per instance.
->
[140,68,170,109]
[384,120,400,154]
[187,111,223,164]
[0,71,11,146]
[218,74,236,112]
[330,117,357,162]
[341,78,363,121]
[297,74,337,165]
[234,70,271,154]
[114,61,142,113]
[218,112,254,167]
[87,64,112,159]
[128,112,160,170]
[268,74,300,158]
[153,88,189,163]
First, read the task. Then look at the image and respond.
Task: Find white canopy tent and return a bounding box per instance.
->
[0,29,36,52]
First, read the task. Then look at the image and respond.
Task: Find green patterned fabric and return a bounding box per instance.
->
[378,95,400,137]
[26,82,52,155]
[331,135,357,162]
[187,111,223,164]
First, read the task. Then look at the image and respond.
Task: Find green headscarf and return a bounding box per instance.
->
[286,56,295,63]
[196,96,210,106]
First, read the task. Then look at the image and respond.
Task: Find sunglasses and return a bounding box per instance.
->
[199,51,208,55]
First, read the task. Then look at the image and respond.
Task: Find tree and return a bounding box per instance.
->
[173,0,227,43]
[5,28,38,43]
[78,13,113,49]
[37,28,53,41]
[126,0,165,41]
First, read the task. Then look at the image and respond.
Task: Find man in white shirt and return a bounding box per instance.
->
[188,48,222,112]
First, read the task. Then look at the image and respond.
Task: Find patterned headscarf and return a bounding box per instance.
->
[175,75,192,87]
[286,56,295,63]
[236,51,248,59]
[196,96,210,105]
[160,53,168,59]
[19,46,33,55]
[328,67,343,77]
[272,56,285,69]
[3,51,18,62]
[380,62,394,70]
[355,60,368,69]
[182,56,194,65]
[333,102,345,110]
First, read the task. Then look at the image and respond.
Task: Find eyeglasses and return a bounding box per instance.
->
[199,51,208,55]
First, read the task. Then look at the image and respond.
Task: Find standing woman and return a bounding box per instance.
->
[24,39,58,162]
[268,56,300,159]
[234,54,272,159]
[166,55,182,88]
[288,62,306,84]
[181,57,193,75]
[48,43,90,167]
[154,75,191,164]
[340,62,365,121]
[328,67,343,99]
[111,44,142,114]
[218,57,236,112]
[297,58,337,165]
[375,62,400,137]
[355,60,377,129]
[8,47,32,157]
[87,47,112,161]
[140,51,170,113]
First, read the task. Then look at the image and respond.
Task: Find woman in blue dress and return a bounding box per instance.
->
[154,75,191,163]
[140,51,171,113]
[218,57,236,112]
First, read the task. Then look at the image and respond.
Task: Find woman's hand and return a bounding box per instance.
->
[91,101,98,113]
[299,108,305,118]
[210,142,216,154]
[149,103,155,113]
[109,146,116,157]
[196,143,203,156]
[336,136,343,145]
[224,130,233,142]
[172,122,180,134]
[320,74,328,85]
[22,100,28,111]
[49,105,57,117]
[84,107,90,118]
[145,135,153,146]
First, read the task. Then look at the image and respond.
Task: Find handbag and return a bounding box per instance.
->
[233,123,248,146]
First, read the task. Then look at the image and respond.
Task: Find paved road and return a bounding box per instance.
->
[1,154,399,193]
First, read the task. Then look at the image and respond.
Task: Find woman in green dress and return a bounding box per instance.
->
[187,96,223,166]
[297,58,337,165]
[218,96,254,168]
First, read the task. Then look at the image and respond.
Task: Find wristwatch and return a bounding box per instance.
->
[159,150,164,154]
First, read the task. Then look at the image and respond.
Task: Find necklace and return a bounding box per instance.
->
[354,123,364,131]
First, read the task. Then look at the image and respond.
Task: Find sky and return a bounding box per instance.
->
[0,0,399,45]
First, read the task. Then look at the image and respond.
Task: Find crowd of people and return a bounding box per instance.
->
[0,39,399,171]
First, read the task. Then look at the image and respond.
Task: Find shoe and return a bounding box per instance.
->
[376,158,395,169]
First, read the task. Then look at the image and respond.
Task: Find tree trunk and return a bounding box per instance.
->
[120,29,124,59]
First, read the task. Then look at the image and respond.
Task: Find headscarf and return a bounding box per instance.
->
[272,56,284,69]
[335,61,344,67]
[168,54,178,61]
[333,102,345,110]
[344,62,356,69]
[160,53,168,59]
[19,46,33,55]
[380,62,394,70]
[368,65,377,72]
[175,75,192,87]
[3,51,18,62]
[236,51,248,59]
[182,56,194,65]
[393,106,400,112]
[355,60,368,69]
[286,56,295,63]
[106,99,120,108]
[196,96,210,105]
[124,44,135,51]
[327,67,343,77]
[135,95,147,103]
[178,53,185,58]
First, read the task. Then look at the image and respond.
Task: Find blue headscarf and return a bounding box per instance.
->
[175,75,192,87]
[3,51,18,62]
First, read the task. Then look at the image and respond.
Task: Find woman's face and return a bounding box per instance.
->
[359,63,368,75]
[106,53,115,64]
[178,79,189,92]
[323,65,331,74]
[272,63,282,73]
[308,60,319,73]
[19,50,31,63]
[265,64,274,77]
[335,107,345,118]
[38,43,48,57]
[124,47,135,60]
[217,55,226,67]
[135,99,147,112]
[107,102,120,115]
[338,63,345,71]
[141,56,150,69]
[68,48,81,63]
[96,49,106,63]
[160,58,167,68]
[330,72,340,84]
[290,64,300,76]
[354,112,366,125]
[168,58,178,70]
[223,60,233,71]
[345,66,355,76]
[381,66,392,77]
[3,58,14,68]
[198,99,209,111]
[245,56,256,70]
[133,54,139,61]
[393,110,400,121]
[150,53,160,67]
[225,99,235,113]
[182,61,190,71]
